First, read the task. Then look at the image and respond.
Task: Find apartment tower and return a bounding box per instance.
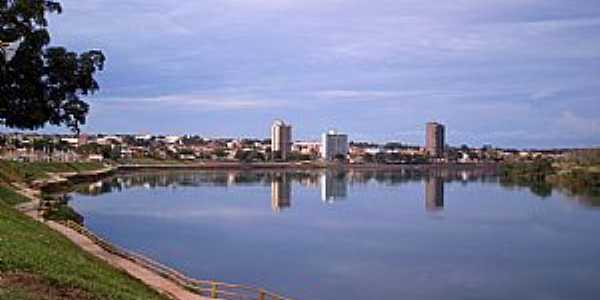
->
[321,130,349,161]
[271,120,292,160]
[425,122,445,157]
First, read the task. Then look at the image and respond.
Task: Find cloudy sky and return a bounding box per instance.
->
[43,0,600,148]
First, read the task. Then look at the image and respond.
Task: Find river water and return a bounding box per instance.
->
[69,168,600,300]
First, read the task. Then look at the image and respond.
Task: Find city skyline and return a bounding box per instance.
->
[15,0,600,148]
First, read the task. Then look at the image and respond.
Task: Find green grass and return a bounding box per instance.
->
[0,288,37,300]
[0,192,168,300]
[0,186,30,206]
[0,161,106,183]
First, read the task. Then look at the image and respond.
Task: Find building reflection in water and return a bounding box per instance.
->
[78,168,513,211]
[320,171,348,203]
[425,176,444,211]
[271,173,291,212]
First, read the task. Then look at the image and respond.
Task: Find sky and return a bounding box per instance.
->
[37,0,600,148]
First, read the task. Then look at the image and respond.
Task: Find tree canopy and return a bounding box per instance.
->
[0,0,105,133]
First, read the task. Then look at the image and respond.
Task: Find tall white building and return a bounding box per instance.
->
[321,130,348,160]
[271,120,292,160]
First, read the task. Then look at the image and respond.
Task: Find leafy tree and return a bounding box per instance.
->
[234,150,265,163]
[334,154,347,161]
[1,0,105,133]
[383,142,403,150]
[32,138,52,151]
[213,148,228,159]
[288,151,312,161]
[77,142,108,156]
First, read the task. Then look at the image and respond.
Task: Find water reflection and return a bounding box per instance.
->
[75,166,600,208]
[271,173,291,212]
[320,171,348,203]
[425,177,444,212]
[76,167,501,208]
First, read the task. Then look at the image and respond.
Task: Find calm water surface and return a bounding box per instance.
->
[70,169,600,300]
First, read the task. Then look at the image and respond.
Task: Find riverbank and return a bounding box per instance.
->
[1,161,299,300]
[0,162,203,300]
[0,186,178,300]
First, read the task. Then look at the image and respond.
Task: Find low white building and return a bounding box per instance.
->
[135,134,153,141]
[293,141,320,155]
[96,135,123,145]
[163,136,181,145]
[87,154,104,162]
[61,137,79,146]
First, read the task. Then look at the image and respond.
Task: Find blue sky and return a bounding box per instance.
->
[40,0,600,148]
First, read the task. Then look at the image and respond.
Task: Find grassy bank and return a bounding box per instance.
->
[0,187,168,300]
[0,160,169,300]
[0,186,29,206]
[0,161,106,183]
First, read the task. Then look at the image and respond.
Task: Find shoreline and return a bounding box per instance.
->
[10,161,500,300]
[10,163,324,300]
[116,161,500,171]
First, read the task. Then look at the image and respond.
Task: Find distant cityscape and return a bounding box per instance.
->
[0,119,580,164]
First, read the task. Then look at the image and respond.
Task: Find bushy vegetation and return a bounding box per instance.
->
[564,149,600,166]
[499,159,554,181]
[0,191,168,300]
[499,159,555,198]
[549,167,600,203]
[500,154,600,202]
[41,195,84,224]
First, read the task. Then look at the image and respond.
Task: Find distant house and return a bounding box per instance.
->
[61,137,79,146]
[179,154,196,161]
[87,154,104,162]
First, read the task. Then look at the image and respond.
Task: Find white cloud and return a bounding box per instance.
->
[557,111,600,136]
[519,17,600,33]
[530,89,560,100]
[94,94,285,111]
[315,90,400,100]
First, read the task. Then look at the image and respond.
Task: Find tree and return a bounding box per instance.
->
[334,154,347,162]
[383,142,403,150]
[1,1,105,133]
[213,148,228,159]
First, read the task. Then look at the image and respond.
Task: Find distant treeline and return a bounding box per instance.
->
[499,150,600,204]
